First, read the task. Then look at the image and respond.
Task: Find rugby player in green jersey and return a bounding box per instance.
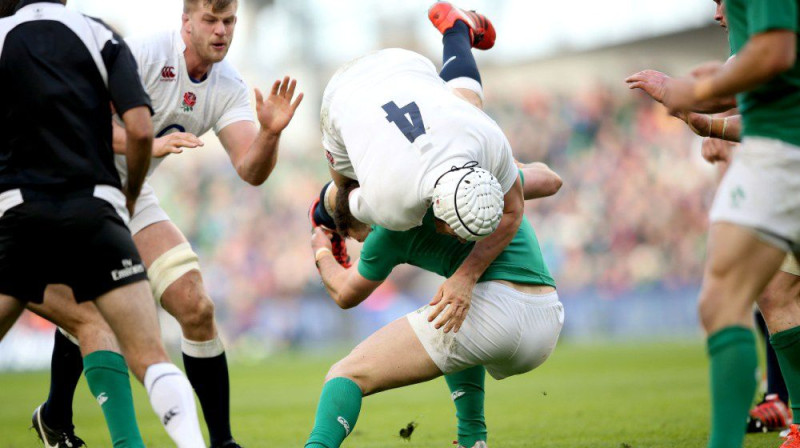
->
[304,164,564,448]
[627,0,800,439]
[631,0,800,446]
[305,4,562,446]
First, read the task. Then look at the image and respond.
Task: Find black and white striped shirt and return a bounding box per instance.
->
[0,0,152,194]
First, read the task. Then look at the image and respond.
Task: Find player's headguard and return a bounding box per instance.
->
[432,161,504,242]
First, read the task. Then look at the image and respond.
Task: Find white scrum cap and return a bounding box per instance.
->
[432,162,504,242]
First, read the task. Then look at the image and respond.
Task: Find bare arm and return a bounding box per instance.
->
[113,120,203,157]
[694,31,796,101]
[119,106,153,213]
[455,178,524,281]
[516,162,562,199]
[452,88,483,109]
[218,77,303,186]
[625,69,737,113]
[311,228,383,309]
[680,112,742,142]
[428,178,524,333]
[663,31,796,112]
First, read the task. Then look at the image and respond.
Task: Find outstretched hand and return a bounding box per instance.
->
[625,70,672,104]
[153,132,203,158]
[256,76,304,135]
[427,274,476,333]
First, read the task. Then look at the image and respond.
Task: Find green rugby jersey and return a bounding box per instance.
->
[357,209,555,287]
[726,0,800,146]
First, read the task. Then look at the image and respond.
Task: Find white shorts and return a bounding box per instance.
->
[406,281,564,380]
[128,182,170,235]
[781,253,800,276]
[710,137,800,253]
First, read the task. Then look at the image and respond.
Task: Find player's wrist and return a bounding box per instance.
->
[314,247,333,268]
[693,78,715,102]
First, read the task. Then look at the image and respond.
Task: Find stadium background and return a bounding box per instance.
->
[0,0,728,369]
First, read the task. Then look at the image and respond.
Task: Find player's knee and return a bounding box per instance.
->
[176,291,216,332]
[325,360,369,395]
[698,286,725,332]
[148,242,200,303]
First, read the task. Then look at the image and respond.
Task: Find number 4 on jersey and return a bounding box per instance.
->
[382,101,426,143]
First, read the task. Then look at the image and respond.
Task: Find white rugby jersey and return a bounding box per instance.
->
[321,49,518,231]
[115,30,254,184]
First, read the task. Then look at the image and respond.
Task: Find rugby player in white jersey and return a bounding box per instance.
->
[307,5,562,446]
[317,8,526,336]
[26,1,302,447]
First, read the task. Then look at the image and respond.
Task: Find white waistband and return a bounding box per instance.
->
[477,281,560,306]
[0,189,23,219]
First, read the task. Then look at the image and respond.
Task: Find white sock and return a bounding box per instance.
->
[144,363,205,448]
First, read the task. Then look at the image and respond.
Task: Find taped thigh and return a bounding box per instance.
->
[148,242,200,302]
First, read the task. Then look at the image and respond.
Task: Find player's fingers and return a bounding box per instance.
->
[291,92,304,112]
[429,287,444,307]
[434,303,454,329]
[279,76,290,96]
[286,78,297,99]
[270,80,280,97]
[254,88,264,105]
[625,72,645,82]
[174,138,201,149]
[442,305,462,333]
[448,307,466,333]
[428,298,447,322]
[178,133,204,146]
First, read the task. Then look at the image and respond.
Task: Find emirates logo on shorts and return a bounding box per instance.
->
[160,66,176,81]
[182,92,196,112]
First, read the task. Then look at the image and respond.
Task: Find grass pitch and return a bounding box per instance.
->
[0,341,784,447]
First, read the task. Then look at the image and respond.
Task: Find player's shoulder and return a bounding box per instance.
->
[125,29,177,62]
[212,58,248,90]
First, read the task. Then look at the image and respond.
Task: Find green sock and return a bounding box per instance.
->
[83,351,145,448]
[445,366,487,447]
[707,326,757,448]
[305,377,363,448]
[770,325,800,424]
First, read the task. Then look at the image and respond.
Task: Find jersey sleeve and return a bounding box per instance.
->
[214,78,255,134]
[321,102,356,179]
[357,228,405,281]
[748,0,798,34]
[494,136,521,194]
[97,24,153,117]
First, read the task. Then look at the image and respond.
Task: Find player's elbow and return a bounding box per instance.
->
[335,288,368,310]
[544,172,563,197]
[236,162,273,186]
[335,293,359,310]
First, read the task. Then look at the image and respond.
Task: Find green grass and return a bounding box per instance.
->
[0,342,784,447]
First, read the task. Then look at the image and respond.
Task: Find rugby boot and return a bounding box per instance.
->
[211,440,243,448]
[781,424,800,447]
[31,404,86,448]
[428,2,496,50]
[747,394,792,433]
[453,441,488,448]
[309,198,352,268]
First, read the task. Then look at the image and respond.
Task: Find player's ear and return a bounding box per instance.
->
[181,13,191,33]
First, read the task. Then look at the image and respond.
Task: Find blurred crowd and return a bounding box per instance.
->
[142,84,717,344]
[1,82,718,362]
